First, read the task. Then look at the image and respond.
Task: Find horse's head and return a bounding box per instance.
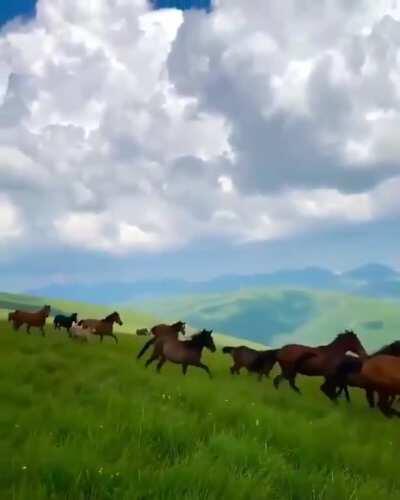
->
[200,329,216,352]
[71,313,78,322]
[173,321,186,335]
[337,330,367,358]
[43,305,51,316]
[111,311,123,326]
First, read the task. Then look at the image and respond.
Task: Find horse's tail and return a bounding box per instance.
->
[53,316,58,327]
[249,349,278,373]
[137,337,156,359]
[222,346,235,354]
[8,311,15,322]
[293,351,318,373]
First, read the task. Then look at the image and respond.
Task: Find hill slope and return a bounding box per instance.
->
[1,320,399,499]
[0,291,261,348]
[138,288,400,351]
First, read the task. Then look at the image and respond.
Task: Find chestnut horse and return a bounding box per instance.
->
[323,341,400,409]
[148,329,216,378]
[336,354,400,417]
[222,346,277,380]
[273,330,367,393]
[8,305,51,336]
[78,312,123,344]
[137,321,186,360]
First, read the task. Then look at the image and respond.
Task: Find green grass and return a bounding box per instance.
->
[1,320,400,499]
[138,288,400,350]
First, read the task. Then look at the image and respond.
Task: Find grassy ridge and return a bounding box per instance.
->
[139,288,400,350]
[0,292,265,348]
[1,320,400,499]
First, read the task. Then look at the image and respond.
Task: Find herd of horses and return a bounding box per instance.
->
[6,305,400,418]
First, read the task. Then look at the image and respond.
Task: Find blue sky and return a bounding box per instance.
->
[1,0,400,291]
[0,0,36,26]
[0,0,211,27]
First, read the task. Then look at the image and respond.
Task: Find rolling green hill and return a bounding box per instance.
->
[137,288,400,351]
[0,292,260,348]
[1,319,400,499]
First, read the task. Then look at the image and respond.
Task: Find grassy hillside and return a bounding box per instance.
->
[1,320,400,499]
[138,288,400,351]
[0,292,260,348]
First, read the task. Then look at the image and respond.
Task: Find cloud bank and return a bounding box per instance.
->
[1,0,400,260]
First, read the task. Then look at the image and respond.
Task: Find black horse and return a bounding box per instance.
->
[53,313,78,334]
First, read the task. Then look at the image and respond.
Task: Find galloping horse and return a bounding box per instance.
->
[54,313,78,334]
[78,312,123,344]
[334,354,400,417]
[273,330,367,393]
[8,305,51,336]
[137,321,186,360]
[322,341,400,408]
[147,329,216,378]
[222,346,277,380]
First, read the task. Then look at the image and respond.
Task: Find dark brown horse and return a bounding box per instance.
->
[273,330,367,393]
[78,312,123,344]
[147,329,216,378]
[222,345,277,380]
[336,354,400,417]
[8,305,51,336]
[323,341,400,409]
[137,321,186,360]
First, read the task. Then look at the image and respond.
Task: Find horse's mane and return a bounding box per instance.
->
[372,341,400,356]
[103,312,117,322]
[187,330,211,346]
[330,330,357,344]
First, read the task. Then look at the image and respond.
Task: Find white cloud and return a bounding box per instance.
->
[0,194,22,241]
[1,0,400,260]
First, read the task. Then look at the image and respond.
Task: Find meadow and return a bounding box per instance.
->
[1,319,400,500]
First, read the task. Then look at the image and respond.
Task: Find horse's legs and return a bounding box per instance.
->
[194,362,212,379]
[182,364,188,375]
[288,375,301,394]
[273,372,284,389]
[112,334,118,344]
[320,380,337,403]
[377,393,393,418]
[366,389,375,409]
[100,334,103,343]
[145,354,159,368]
[26,324,31,334]
[41,325,45,336]
[230,364,240,375]
[156,357,166,373]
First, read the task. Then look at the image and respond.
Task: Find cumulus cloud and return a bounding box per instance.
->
[1,0,400,261]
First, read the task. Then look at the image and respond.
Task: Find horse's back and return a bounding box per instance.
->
[362,355,400,392]
[151,324,177,337]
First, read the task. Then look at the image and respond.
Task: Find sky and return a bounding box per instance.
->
[1,0,400,290]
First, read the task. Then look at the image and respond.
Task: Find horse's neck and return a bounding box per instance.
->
[186,338,204,352]
[320,339,349,353]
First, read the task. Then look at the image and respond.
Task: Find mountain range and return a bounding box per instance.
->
[27,263,400,305]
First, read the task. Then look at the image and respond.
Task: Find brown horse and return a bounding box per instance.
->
[323,341,400,409]
[8,305,51,336]
[137,321,186,360]
[336,354,400,417]
[273,330,367,393]
[222,346,277,380]
[78,312,123,344]
[147,329,216,378]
